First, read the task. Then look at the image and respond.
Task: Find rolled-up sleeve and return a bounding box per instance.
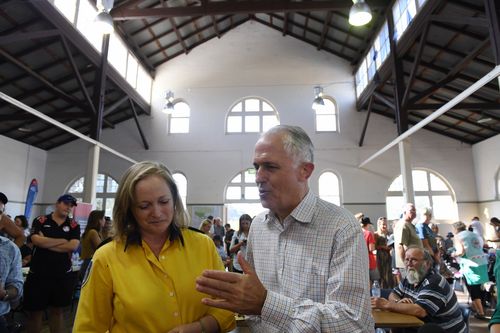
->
[7,244,23,302]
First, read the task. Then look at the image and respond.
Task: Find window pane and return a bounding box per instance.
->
[244,186,259,200]
[262,102,273,111]
[170,118,189,133]
[412,170,428,191]
[388,175,403,191]
[95,198,103,210]
[262,115,279,132]
[244,169,256,184]
[108,34,128,78]
[126,55,138,88]
[76,0,102,51]
[137,66,152,102]
[173,173,187,208]
[430,173,447,191]
[245,99,260,111]
[227,116,242,132]
[319,172,339,196]
[386,196,404,220]
[54,0,77,23]
[432,196,457,220]
[96,174,105,193]
[231,174,241,183]
[105,198,114,218]
[107,177,119,193]
[69,177,84,193]
[316,114,336,132]
[173,102,190,117]
[232,102,242,112]
[414,196,430,220]
[245,116,260,132]
[226,187,241,200]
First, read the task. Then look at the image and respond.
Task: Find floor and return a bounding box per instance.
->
[7,289,490,332]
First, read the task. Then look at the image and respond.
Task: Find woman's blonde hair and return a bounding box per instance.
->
[199,219,211,230]
[113,161,189,247]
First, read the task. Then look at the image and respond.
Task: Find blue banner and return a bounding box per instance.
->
[24,179,38,220]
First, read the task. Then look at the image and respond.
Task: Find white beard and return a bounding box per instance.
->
[406,268,424,285]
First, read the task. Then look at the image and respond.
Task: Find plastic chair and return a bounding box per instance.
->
[459,304,470,333]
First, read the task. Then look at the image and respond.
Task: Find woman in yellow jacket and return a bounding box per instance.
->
[74,161,235,332]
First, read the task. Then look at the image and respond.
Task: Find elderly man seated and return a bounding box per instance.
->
[371,246,466,333]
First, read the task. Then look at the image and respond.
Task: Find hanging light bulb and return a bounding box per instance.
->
[95,0,115,34]
[312,86,325,111]
[163,91,175,114]
[349,0,372,26]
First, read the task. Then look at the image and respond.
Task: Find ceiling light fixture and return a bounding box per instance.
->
[163,91,175,114]
[349,0,372,26]
[95,0,115,35]
[477,112,493,124]
[312,86,325,111]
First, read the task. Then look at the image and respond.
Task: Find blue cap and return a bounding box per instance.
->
[57,194,77,206]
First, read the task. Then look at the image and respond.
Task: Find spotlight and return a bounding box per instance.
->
[349,0,372,26]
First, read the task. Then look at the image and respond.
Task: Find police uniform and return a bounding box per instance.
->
[23,214,80,310]
[73,228,236,332]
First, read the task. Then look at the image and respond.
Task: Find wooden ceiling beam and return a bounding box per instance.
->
[111,0,389,20]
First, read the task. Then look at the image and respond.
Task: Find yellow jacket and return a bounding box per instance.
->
[74,228,235,332]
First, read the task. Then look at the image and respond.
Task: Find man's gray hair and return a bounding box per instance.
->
[407,246,433,266]
[264,125,314,163]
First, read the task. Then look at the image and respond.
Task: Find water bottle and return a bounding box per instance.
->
[371,280,381,298]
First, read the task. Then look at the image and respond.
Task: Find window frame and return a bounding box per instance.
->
[318,170,342,206]
[225,97,280,134]
[314,96,339,133]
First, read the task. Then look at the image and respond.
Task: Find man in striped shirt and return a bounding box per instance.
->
[371,246,466,333]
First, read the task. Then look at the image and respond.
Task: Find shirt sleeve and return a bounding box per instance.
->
[250,218,373,332]
[6,244,23,302]
[73,246,114,332]
[30,217,42,236]
[414,283,445,316]
[69,221,81,240]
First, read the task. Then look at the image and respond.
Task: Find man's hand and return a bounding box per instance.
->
[196,252,267,315]
[371,297,390,310]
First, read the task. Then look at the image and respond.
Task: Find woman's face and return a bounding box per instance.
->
[241,219,251,232]
[201,223,211,233]
[14,217,22,227]
[132,175,174,239]
[99,217,106,228]
[379,219,387,231]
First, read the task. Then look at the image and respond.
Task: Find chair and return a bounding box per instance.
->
[459,304,470,333]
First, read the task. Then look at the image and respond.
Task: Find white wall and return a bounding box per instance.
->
[28,21,490,232]
[472,133,500,240]
[0,134,47,220]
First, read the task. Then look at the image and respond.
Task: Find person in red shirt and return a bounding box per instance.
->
[361,217,379,285]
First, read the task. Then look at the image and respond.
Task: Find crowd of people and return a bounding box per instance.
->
[0,124,499,332]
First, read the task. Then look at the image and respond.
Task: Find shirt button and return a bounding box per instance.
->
[160,256,165,260]
[169,292,174,297]
[173,312,179,317]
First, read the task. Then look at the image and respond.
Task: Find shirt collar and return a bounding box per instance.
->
[266,190,316,225]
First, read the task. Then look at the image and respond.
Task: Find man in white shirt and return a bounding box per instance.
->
[470,216,484,241]
[196,125,373,332]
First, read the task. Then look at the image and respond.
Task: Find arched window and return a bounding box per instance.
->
[169,101,190,134]
[315,97,338,132]
[318,171,341,205]
[67,173,119,217]
[172,172,187,208]
[226,97,279,133]
[386,169,458,221]
[224,168,265,228]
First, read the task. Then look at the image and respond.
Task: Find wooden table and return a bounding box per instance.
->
[372,309,424,328]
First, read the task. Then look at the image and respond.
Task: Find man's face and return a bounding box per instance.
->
[0,202,4,214]
[214,218,222,226]
[55,201,75,217]
[253,133,313,220]
[404,249,428,285]
[403,204,416,222]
